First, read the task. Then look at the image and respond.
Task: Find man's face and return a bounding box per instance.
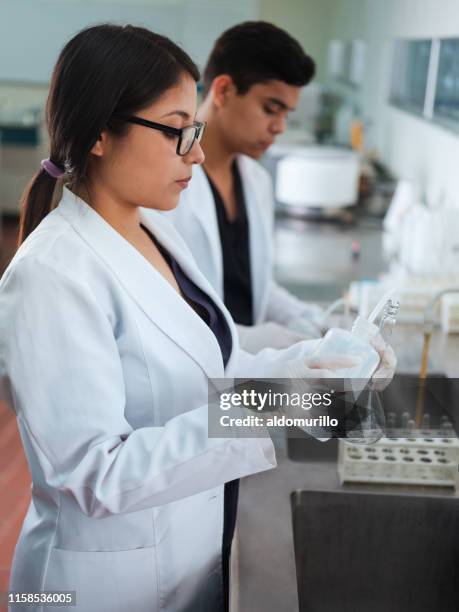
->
[217,79,302,159]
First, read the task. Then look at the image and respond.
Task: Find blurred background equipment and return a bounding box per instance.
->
[275,146,360,219]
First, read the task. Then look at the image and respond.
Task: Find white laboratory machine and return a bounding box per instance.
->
[275,146,359,219]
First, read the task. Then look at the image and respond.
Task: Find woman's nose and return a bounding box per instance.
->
[186,140,205,165]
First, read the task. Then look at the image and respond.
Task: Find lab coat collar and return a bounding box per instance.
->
[187,157,270,323]
[184,165,224,295]
[56,186,232,379]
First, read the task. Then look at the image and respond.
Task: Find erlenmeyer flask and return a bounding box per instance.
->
[345,387,385,445]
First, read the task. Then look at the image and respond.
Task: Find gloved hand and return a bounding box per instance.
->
[289,334,397,391]
[287,304,326,339]
[298,303,325,321]
[287,353,363,379]
[291,328,396,389]
[278,335,396,442]
[287,316,323,339]
[237,321,309,353]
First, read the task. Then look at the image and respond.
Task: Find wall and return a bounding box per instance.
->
[0,0,259,83]
[3,0,459,206]
[259,0,333,82]
[323,0,459,207]
[375,0,459,207]
[0,0,260,213]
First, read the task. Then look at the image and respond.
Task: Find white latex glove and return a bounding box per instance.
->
[292,329,396,388]
[287,315,323,340]
[288,334,397,391]
[298,303,325,321]
[369,333,397,391]
[287,304,326,338]
[237,322,309,353]
[288,353,364,379]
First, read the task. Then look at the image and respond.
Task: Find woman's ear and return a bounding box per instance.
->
[90,131,109,157]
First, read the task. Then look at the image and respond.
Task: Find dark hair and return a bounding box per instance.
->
[18,24,199,244]
[202,21,315,97]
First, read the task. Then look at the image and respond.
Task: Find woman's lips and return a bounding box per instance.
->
[175,176,191,189]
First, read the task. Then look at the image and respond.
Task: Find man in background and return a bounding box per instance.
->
[168,21,324,352]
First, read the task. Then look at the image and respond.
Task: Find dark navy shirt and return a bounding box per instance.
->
[204,161,254,326]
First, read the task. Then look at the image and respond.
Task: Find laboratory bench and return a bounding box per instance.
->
[232,319,459,608]
[273,211,387,303]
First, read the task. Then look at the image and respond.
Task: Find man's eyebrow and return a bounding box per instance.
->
[161,110,190,119]
[266,97,296,112]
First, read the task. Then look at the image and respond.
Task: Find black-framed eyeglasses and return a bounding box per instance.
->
[123,115,206,156]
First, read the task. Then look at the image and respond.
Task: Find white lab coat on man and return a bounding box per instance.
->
[0,187,317,612]
[166,156,322,352]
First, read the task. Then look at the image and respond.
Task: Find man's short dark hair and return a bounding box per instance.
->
[202,21,315,97]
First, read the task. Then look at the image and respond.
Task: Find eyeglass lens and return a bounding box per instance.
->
[179,124,204,155]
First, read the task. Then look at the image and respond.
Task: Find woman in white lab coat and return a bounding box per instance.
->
[0,24,394,612]
[0,24,309,612]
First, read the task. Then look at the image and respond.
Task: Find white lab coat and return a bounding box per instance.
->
[166,156,315,326]
[0,187,316,612]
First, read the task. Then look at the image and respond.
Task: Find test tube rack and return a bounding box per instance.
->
[338,433,459,490]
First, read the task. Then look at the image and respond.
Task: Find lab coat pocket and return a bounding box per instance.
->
[42,546,159,612]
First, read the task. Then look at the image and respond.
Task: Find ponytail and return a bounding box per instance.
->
[18,169,59,246]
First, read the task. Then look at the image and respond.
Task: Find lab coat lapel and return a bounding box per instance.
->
[56,187,226,379]
[187,160,270,323]
[185,165,224,295]
[237,156,271,323]
[139,209,240,374]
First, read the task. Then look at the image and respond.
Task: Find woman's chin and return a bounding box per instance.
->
[142,197,180,212]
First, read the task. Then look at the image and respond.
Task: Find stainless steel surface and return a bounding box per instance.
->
[277,204,356,223]
[273,214,386,302]
[287,431,338,463]
[291,489,459,612]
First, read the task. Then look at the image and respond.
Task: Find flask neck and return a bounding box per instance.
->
[351,316,380,341]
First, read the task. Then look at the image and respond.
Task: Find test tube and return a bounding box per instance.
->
[387,411,396,431]
[421,413,430,431]
[401,411,410,433]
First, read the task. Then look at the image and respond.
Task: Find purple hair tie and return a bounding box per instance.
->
[41,158,64,179]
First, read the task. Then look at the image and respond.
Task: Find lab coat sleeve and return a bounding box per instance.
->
[0,257,275,518]
[255,164,322,325]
